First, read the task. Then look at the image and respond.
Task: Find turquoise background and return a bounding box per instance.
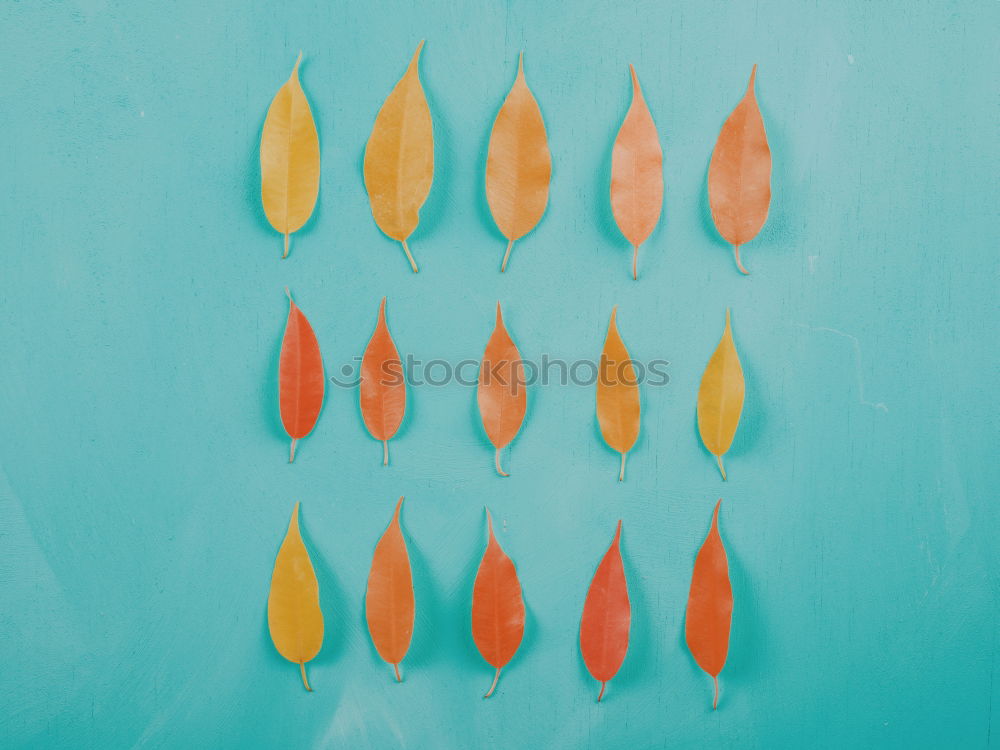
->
[1,1,997,748]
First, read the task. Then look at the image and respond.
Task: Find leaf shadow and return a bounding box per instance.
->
[728,347,765,463]
[413,54,452,246]
[618,531,656,698]
[717,533,761,703]
[261,317,285,442]
[402,531,445,675]
[593,107,632,256]
[246,110,269,234]
[298,509,348,669]
[506,596,536,697]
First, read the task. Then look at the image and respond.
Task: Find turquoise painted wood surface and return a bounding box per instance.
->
[1,1,997,748]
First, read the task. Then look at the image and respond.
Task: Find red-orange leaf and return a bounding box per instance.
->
[365,497,415,682]
[580,520,631,702]
[360,298,406,466]
[477,303,527,477]
[685,499,733,709]
[708,66,772,274]
[610,65,663,280]
[279,290,324,462]
[472,509,525,698]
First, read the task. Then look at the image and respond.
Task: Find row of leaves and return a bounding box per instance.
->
[281,292,746,481]
[261,44,772,277]
[269,498,733,707]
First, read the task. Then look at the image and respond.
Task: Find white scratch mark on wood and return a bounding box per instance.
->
[795,324,889,412]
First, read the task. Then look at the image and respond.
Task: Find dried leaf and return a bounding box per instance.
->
[486,53,551,272]
[365,497,415,682]
[360,298,406,465]
[477,303,526,476]
[610,65,663,280]
[697,309,745,480]
[279,289,324,462]
[596,308,640,480]
[708,66,772,274]
[363,41,434,273]
[472,509,525,698]
[580,521,631,702]
[267,503,324,691]
[684,500,733,709]
[260,54,320,259]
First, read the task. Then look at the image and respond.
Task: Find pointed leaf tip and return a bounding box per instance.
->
[748,64,757,90]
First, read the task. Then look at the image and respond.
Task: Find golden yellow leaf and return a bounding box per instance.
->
[363,41,434,273]
[260,54,321,259]
[697,310,745,480]
[486,53,551,272]
[267,502,324,690]
[596,307,641,480]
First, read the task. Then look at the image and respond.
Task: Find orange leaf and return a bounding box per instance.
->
[365,497,415,682]
[360,298,406,466]
[610,65,663,280]
[708,66,772,274]
[684,500,733,709]
[472,509,525,698]
[596,307,640,480]
[579,521,631,702]
[486,53,551,272]
[477,303,527,477]
[279,290,324,462]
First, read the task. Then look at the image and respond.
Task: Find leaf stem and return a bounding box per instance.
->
[289,438,298,463]
[597,681,606,702]
[300,662,312,692]
[495,449,510,477]
[500,240,514,273]
[632,245,638,280]
[383,440,389,466]
[283,232,290,259]
[713,676,719,710]
[401,240,419,273]
[393,663,402,682]
[619,452,627,482]
[733,244,749,274]
[484,667,501,698]
[716,454,727,481]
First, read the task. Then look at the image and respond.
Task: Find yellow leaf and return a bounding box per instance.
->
[596,307,640,481]
[267,502,323,690]
[486,53,551,272]
[697,310,745,480]
[363,42,434,273]
[260,54,321,259]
